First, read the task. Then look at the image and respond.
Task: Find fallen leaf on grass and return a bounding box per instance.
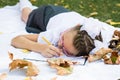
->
[30,0,36,2]
[116,3,120,7]
[0,73,7,80]
[105,19,120,25]
[89,12,98,17]
[64,4,69,8]
[9,59,39,76]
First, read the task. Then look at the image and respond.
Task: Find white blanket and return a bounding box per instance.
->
[0,4,120,80]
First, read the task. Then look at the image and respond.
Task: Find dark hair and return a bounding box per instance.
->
[73,25,95,57]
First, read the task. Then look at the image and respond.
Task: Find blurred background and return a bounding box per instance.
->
[0,0,120,27]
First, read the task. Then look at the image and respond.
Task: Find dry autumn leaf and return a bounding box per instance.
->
[47,58,73,75]
[88,48,113,62]
[8,52,13,60]
[105,19,120,25]
[89,12,98,17]
[21,49,30,53]
[103,51,120,65]
[30,0,36,2]
[51,77,57,80]
[0,73,7,80]
[64,5,69,8]
[24,77,33,80]
[0,32,3,34]
[116,3,120,7]
[9,59,39,76]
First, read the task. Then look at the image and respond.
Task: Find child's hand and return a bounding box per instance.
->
[40,44,62,58]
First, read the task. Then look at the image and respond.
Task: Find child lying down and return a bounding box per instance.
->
[11,0,120,64]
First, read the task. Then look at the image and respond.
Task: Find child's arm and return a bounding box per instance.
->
[11,34,61,57]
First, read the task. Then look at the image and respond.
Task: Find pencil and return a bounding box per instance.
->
[42,36,52,45]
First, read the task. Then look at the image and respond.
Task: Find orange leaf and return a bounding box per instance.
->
[9,59,39,76]
[47,58,73,75]
[8,52,13,60]
[0,73,7,80]
[51,77,57,80]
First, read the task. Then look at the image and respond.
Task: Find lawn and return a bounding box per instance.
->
[0,0,120,27]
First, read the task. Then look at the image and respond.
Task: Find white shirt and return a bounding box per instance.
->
[81,17,116,54]
[37,11,116,54]
[37,11,86,46]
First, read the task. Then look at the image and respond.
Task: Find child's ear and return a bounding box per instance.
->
[75,24,82,30]
[76,24,81,27]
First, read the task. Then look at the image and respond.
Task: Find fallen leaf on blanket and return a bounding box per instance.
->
[116,56,120,64]
[88,48,113,62]
[51,77,57,80]
[89,12,98,17]
[8,52,13,60]
[114,30,120,38]
[9,59,39,76]
[47,58,76,75]
[24,77,33,80]
[109,30,120,51]
[103,51,120,64]
[0,73,7,80]
[21,49,30,54]
[0,32,3,34]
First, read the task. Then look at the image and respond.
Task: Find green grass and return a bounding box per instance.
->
[0,0,120,27]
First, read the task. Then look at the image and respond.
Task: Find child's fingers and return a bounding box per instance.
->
[49,45,62,56]
[42,52,53,58]
[48,49,59,57]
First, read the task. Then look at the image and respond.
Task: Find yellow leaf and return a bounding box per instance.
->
[61,0,64,3]
[79,5,84,8]
[30,0,36,2]
[109,22,120,25]
[54,3,58,6]
[106,19,120,25]
[64,5,69,8]
[21,49,30,53]
[24,77,33,80]
[0,32,3,34]
[89,12,98,17]
[116,3,120,7]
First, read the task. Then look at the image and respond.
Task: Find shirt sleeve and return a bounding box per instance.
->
[81,18,102,39]
[90,40,108,54]
[37,29,60,46]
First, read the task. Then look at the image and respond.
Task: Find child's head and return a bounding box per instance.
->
[59,25,95,57]
[73,25,95,57]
